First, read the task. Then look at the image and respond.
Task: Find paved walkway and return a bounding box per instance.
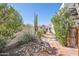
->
[41,32,78,56]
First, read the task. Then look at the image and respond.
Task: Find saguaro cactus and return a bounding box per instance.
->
[34,13,38,33]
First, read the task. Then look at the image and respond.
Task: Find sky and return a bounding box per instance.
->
[9,3,61,25]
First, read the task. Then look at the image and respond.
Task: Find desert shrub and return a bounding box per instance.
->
[0,4,23,49]
[0,35,7,50]
[18,32,39,45]
[37,25,47,39]
[51,8,75,46]
[18,23,40,45]
[40,25,47,34]
[37,31,42,38]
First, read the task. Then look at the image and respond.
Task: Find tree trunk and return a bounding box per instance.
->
[67,31,70,47]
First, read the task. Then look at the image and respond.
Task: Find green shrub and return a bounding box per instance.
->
[37,25,46,38]
[0,4,23,49]
[18,32,39,45]
[17,23,40,45]
[37,31,42,39]
[51,8,75,46]
[0,35,7,49]
[41,25,47,34]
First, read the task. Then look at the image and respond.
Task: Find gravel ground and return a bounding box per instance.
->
[0,41,58,56]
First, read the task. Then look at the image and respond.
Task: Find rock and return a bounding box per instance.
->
[2,41,56,56]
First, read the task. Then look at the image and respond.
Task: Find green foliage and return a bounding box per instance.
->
[37,31,42,39]
[51,8,75,46]
[18,23,40,45]
[0,35,6,49]
[18,32,38,45]
[40,25,47,34]
[0,4,23,49]
[33,14,47,38]
[37,25,47,39]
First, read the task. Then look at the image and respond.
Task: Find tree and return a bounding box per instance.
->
[0,3,23,35]
[51,8,75,46]
[0,4,23,49]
